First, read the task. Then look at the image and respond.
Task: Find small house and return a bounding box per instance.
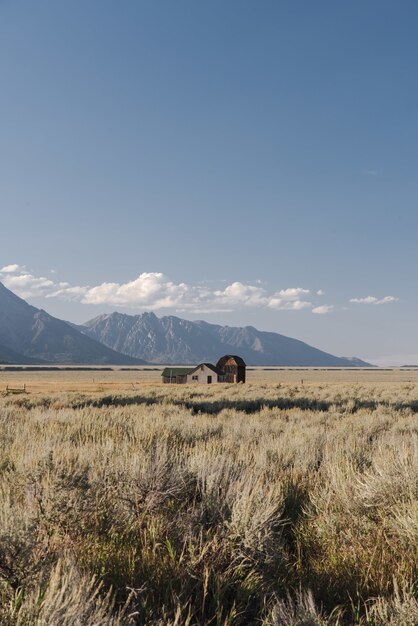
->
[161,367,195,384]
[161,355,246,384]
[161,363,225,385]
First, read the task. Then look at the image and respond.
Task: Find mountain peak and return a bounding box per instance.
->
[0,284,147,365]
[82,310,371,367]
[142,311,158,319]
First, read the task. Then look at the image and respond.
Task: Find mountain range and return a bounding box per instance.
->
[0,282,144,365]
[78,311,371,367]
[0,281,371,366]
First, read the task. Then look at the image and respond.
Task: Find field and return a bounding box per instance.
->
[0,370,417,625]
[2,365,418,393]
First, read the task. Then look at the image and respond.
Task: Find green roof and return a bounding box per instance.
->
[161,367,195,377]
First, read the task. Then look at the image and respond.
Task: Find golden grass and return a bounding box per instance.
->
[1,366,418,394]
[0,378,417,624]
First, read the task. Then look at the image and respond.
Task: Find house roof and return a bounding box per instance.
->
[161,367,195,377]
[190,363,225,376]
[161,363,225,377]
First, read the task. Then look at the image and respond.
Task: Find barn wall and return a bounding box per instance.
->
[216,356,246,383]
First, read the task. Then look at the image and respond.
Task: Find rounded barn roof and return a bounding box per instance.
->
[216,355,246,368]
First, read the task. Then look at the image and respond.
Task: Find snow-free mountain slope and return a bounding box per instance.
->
[81,311,371,366]
[0,283,145,364]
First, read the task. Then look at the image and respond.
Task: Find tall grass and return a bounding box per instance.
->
[0,383,417,624]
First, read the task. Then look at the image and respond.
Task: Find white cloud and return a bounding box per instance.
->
[0,264,24,273]
[312,305,334,315]
[316,289,325,296]
[376,296,398,304]
[49,285,89,300]
[362,169,379,177]
[1,273,56,299]
[350,295,398,305]
[268,298,312,311]
[212,282,313,311]
[350,296,378,304]
[276,287,310,299]
[213,281,266,307]
[1,264,401,317]
[266,287,312,311]
[82,273,191,309]
[0,264,321,313]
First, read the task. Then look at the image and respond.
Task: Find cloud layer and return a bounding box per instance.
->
[349,295,398,305]
[312,305,334,315]
[0,264,398,315]
[0,264,323,313]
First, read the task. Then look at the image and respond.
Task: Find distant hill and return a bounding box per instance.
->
[79,311,372,367]
[0,283,146,365]
[0,342,42,365]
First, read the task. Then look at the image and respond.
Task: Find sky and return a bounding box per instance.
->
[1,0,417,365]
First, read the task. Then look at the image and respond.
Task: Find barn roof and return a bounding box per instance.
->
[216,355,246,367]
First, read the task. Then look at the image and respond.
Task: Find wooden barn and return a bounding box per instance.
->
[216,355,246,383]
[161,355,246,384]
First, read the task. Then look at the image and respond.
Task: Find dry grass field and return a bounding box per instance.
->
[0,370,417,625]
[2,366,418,394]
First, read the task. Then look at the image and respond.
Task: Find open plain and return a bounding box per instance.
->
[2,365,418,393]
[0,369,417,625]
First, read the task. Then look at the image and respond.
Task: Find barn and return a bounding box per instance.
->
[216,355,246,383]
[161,355,246,384]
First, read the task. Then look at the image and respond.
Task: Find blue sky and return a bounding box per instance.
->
[1,1,417,365]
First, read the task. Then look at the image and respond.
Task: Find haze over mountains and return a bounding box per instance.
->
[0,282,371,366]
[79,311,371,367]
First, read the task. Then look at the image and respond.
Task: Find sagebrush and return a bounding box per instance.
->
[0,382,417,625]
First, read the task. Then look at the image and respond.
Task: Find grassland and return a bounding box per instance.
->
[0,371,417,624]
